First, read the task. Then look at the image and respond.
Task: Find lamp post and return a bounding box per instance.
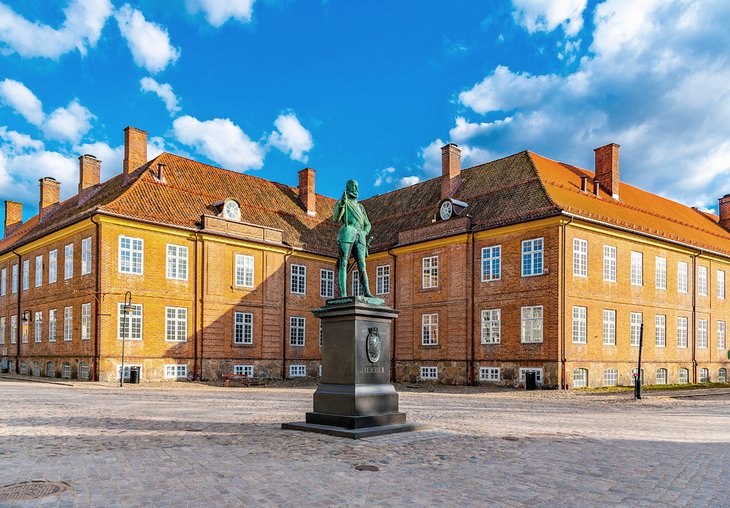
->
[120,291,133,388]
[635,323,644,400]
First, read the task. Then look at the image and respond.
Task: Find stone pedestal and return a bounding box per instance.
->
[282,297,419,438]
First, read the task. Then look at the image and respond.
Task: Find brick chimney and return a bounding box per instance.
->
[594,143,620,200]
[4,201,22,237]
[39,177,61,222]
[78,154,101,200]
[298,168,316,216]
[123,126,148,176]
[441,143,461,199]
[719,194,730,230]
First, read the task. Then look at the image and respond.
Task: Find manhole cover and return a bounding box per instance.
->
[354,464,380,472]
[0,481,69,501]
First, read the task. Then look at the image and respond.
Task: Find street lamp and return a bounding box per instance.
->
[120,291,133,388]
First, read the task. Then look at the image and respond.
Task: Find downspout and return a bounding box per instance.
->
[561,217,573,389]
[90,215,101,382]
[281,248,293,380]
[387,248,397,383]
[691,251,700,383]
[192,231,200,381]
[12,249,21,374]
[468,231,475,386]
[200,238,206,380]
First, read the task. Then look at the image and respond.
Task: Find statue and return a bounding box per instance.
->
[333,179,373,298]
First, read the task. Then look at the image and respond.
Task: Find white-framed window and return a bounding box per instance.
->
[21,321,28,343]
[62,362,72,379]
[630,251,643,286]
[164,364,188,379]
[79,362,90,380]
[63,306,73,341]
[421,313,438,345]
[118,235,143,274]
[81,237,92,275]
[572,306,587,344]
[234,312,253,344]
[48,309,57,342]
[10,315,17,344]
[22,259,29,290]
[479,367,500,382]
[0,267,5,296]
[0,316,5,344]
[718,321,726,350]
[351,270,363,296]
[19,361,27,375]
[118,303,143,340]
[522,238,544,277]
[677,261,688,293]
[718,270,725,299]
[679,368,689,384]
[573,368,588,388]
[573,238,587,277]
[630,312,643,347]
[35,255,43,287]
[698,319,708,348]
[290,264,306,294]
[48,250,57,284]
[34,311,42,342]
[677,316,688,348]
[234,365,254,377]
[320,269,334,298]
[289,364,306,377]
[420,366,438,380]
[656,368,667,385]
[521,306,543,343]
[11,264,18,293]
[234,253,254,287]
[422,256,439,289]
[480,309,501,344]
[603,245,617,282]
[603,309,616,345]
[603,368,618,386]
[376,265,390,295]
[117,365,143,382]
[518,368,543,384]
[45,361,54,378]
[64,243,73,279]
[655,315,666,347]
[699,368,710,383]
[655,257,666,290]
[698,266,708,296]
[481,245,501,281]
[167,244,188,281]
[719,368,727,383]
[81,303,91,340]
[290,316,305,346]
[165,307,188,342]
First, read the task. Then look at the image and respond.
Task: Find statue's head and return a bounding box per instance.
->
[346,179,359,198]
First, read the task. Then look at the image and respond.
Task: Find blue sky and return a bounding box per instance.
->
[1,0,730,221]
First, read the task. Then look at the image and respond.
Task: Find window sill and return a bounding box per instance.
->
[233,342,254,347]
[165,340,188,343]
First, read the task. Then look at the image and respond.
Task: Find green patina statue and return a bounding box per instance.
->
[333,179,374,298]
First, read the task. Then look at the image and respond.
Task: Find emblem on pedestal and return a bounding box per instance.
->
[366,327,381,363]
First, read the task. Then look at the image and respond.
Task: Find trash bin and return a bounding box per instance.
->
[129,369,139,384]
[525,371,537,390]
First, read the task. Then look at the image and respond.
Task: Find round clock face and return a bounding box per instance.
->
[224,200,240,220]
[439,201,453,220]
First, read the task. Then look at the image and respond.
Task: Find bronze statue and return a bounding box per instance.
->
[333,179,373,297]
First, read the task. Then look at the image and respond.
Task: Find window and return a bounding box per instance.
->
[376,265,390,295]
[719,368,727,383]
[573,238,587,277]
[320,269,334,298]
[422,256,439,288]
[351,270,363,296]
[79,362,90,380]
[11,264,18,293]
[45,361,54,378]
[480,309,501,344]
[699,368,710,383]
[698,266,708,296]
[234,365,254,377]
[290,264,306,294]
[64,306,73,341]
[518,368,543,384]
[572,306,587,344]
[679,368,689,384]
[21,321,28,343]
[234,254,253,287]
[48,250,57,283]
[48,309,57,342]
[698,319,708,348]
[603,368,618,386]
[62,362,72,379]
[290,316,305,346]
[34,311,42,343]
[718,321,727,350]
[420,366,438,380]
[632,368,645,384]
[655,257,666,289]
[421,313,438,345]
[289,365,306,377]
[165,307,187,342]
[677,261,688,293]
[522,238,544,277]
[677,316,688,348]
[81,237,92,275]
[481,246,501,281]
[0,317,4,344]
[718,271,726,299]
[479,367,500,382]
[655,315,666,347]
[22,259,29,290]
[118,303,143,340]
[64,244,73,279]
[573,368,588,388]
[164,365,187,379]
[521,306,543,343]
[167,244,188,280]
[10,315,17,344]
[119,236,143,274]
[81,303,91,340]
[630,251,643,285]
[630,312,643,347]
[234,312,253,344]
[603,309,616,345]
[656,368,667,385]
[35,255,43,287]
[0,267,5,296]
[20,362,27,375]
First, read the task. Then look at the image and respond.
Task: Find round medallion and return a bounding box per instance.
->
[439,200,453,220]
[223,200,240,220]
[366,327,382,363]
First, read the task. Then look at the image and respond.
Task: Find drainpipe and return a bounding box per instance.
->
[12,249,21,373]
[200,238,206,380]
[468,231,475,386]
[281,248,293,380]
[193,232,200,381]
[691,251,700,383]
[561,217,573,389]
[387,248,397,383]
[90,215,101,381]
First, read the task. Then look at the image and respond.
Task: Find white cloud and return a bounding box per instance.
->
[140,77,180,115]
[420,138,445,177]
[512,0,587,36]
[147,136,167,160]
[398,176,420,188]
[115,4,180,73]
[268,112,313,163]
[374,166,395,187]
[173,115,266,171]
[186,0,255,27]
[43,100,94,144]
[5,150,77,200]
[0,79,44,125]
[0,0,113,58]
[74,141,123,182]
[0,126,43,154]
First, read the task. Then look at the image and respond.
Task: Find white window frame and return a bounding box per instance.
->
[677,316,688,348]
[698,266,708,296]
[81,237,92,275]
[376,265,390,295]
[234,365,254,377]
[603,245,617,282]
[290,316,305,346]
[718,270,725,300]
[481,245,501,282]
[165,307,188,342]
[603,309,616,346]
[117,303,143,341]
[422,256,439,289]
[699,368,710,383]
[351,269,363,297]
[234,312,253,345]
[0,316,5,345]
[81,303,91,341]
[518,368,543,385]
[11,264,18,293]
[698,319,708,348]
[521,238,544,277]
[572,238,587,278]
[677,261,688,293]
[21,320,28,343]
[320,269,334,298]
[420,366,438,380]
[718,321,726,350]
[656,368,667,385]
[118,235,144,275]
[603,368,618,386]
[35,255,43,288]
[289,364,306,378]
[655,315,666,347]
[421,313,438,345]
[521,306,543,343]
[79,362,90,380]
[62,362,72,380]
[573,368,588,388]
[234,253,254,288]
[679,368,689,384]
[48,250,57,284]
[480,309,501,344]
[164,364,188,379]
[290,264,306,294]
[63,306,73,341]
[0,267,5,296]
[630,312,643,347]
[479,367,500,382]
[22,259,29,290]
[34,311,42,343]
[655,256,666,290]
[167,244,188,281]
[10,315,17,344]
[572,306,587,344]
[630,251,643,286]
[64,243,73,280]
[48,309,57,343]
[719,368,727,383]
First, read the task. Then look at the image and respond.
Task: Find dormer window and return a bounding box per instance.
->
[437,198,468,221]
[222,199,241,221]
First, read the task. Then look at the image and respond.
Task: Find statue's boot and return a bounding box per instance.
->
[361,271,375,298]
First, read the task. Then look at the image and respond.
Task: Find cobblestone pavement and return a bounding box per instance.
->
[0,379,728,507]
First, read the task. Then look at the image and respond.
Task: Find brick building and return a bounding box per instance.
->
[1,127,728,387]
